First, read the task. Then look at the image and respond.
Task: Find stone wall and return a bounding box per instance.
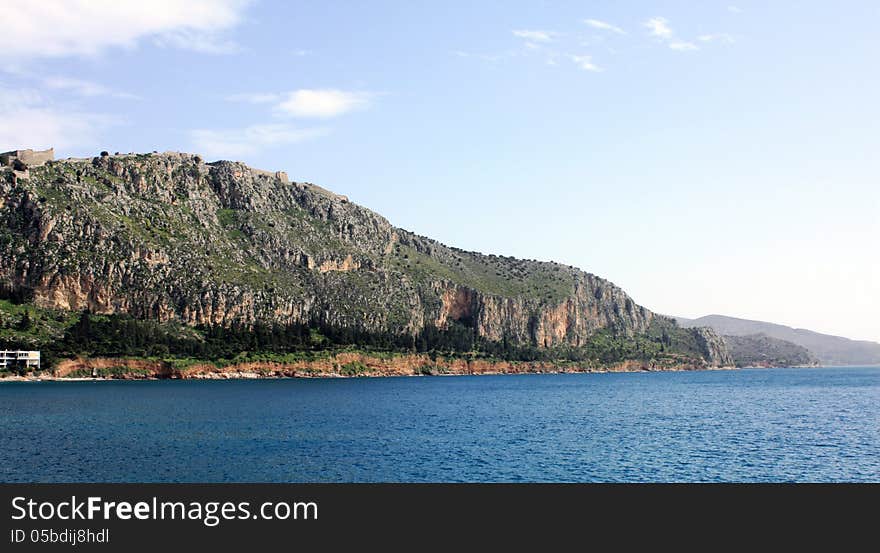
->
[0,148,55,167]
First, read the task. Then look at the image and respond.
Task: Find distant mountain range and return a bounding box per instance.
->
[676,315,880,366]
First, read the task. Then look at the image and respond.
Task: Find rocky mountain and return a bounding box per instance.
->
[723,334,819,368]
[0,151,732,370]
[677,315,880,366]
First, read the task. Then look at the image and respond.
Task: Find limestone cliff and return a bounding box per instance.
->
[693,327,735,367]
[0,151,730,366]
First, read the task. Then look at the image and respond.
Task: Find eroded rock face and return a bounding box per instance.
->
[0,152,727,363]
[432,277,653,348]
[692,327,735,367]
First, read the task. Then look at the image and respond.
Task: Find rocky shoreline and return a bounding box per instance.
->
[0,352,733,381]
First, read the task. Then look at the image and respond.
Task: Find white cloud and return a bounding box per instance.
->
[583,19,626,34]
[152,29,241,54]
[728,5,743,14]
[3,67,140,100]
[0,108,112,152]
[0,87,117,152]
[643,17,710,52]
[0,0,251,58]
[210,89,369,157]
[669,41,699,51]
[569,55,602,72]
[276,89,372,119]
[643,17,673,39]
[226,89,373,117]
[512,30,557,42]
[191,124,330,159]
[43,76,140,99]
[698,33,735,44]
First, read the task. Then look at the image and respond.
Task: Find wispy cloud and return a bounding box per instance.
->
[698,33,735,44]
[152,29,242,54]
[0,0,252,58]
[462,30,604,73]
[583,19,626,34]
[643,17,673,39]
[43,77,141,99]
[467,14,730,74]
[728,5,743,14]
[3,67,140,100]
[643,17,703,52]
[202,88,370,158]
[0,87,118,152]
[569,55,602,72]
[512,30,557,43]
[191,124,330,159]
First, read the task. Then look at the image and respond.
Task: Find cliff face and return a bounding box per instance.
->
[693,327,735,367]
[0,151,728,365]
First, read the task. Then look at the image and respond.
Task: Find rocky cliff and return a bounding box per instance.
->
[1,151,731,367]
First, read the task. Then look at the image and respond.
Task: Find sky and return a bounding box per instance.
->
[1,0,878,342]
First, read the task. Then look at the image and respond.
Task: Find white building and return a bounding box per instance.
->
[0,350,41,371]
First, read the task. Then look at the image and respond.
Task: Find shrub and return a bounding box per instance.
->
[340,361,369,376]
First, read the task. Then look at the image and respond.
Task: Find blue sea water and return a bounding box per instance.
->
[0,367,878,482]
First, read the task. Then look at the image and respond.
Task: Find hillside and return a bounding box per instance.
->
[0,151,732,372]
[723,334,819,368]
[677,315,880,366]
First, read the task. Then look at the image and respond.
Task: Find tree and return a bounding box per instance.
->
[17,310,34,331]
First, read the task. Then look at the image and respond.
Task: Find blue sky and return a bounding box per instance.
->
[1,1,878,342]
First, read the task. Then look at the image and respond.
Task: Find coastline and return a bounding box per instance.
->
[0,352,736,382]
[5,363,871,382]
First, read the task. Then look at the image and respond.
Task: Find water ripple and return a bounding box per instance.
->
[0,367,878,482]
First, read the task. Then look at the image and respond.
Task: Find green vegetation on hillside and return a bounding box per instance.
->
[389,242,575,303]
[1,153,723,376]
[724,333,818,367]
[0,296,702,374]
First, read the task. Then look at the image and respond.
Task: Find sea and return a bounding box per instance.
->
[1,366,877,482]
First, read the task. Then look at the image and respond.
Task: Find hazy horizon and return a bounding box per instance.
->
[1,1,877,342]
